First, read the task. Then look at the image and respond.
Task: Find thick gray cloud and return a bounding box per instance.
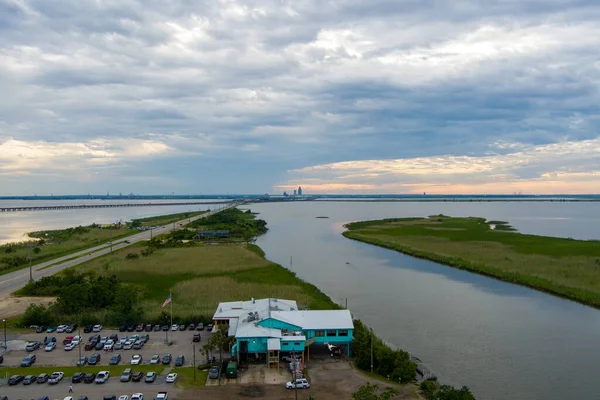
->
[0,0,598,194]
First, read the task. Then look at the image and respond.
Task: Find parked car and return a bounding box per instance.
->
[64,342,76,351]
[44,336,56,345]
[286,378,310,389]
[26,341,40,351]
[136,324,144,332]
[45,342,56,351]
[83,325,93,333]
[188,323,195,330]
[119,325,127,332]
[161,325,169,331]
[78,397,89,400]
[46,326,56,333]
[72,372,85,383]
[21,354,36,367]
[48,371,64,385]
[145,324,152,332]
[71,336,81,345]
[120,335,128,343]
[127,325,135,332]
[57,325,67,333]
[89,353,101,365]
[104,340,115,351]
[89,334,100,343]
[0,355,3,363]
[120,368,132,382]
[109,354,122,365]
[153,324,161,332]
[115,342,123,350]
[178,324,186,331]
[77,356,88,366]
[103,396,116,400]
[197,323,204,331]
[140,334,149,343]
[63,336,74,345]
[8,375,24,385]
[130,354,143,365]
[144,372,157,383]
[170,324,178,331]
[37,373,49,383]
[208,366,220,379]
[95,371,110,384]
[65,324,77,333]
[193,333,201,342]
[150,354,160,364]
[131,394,143,400]
[95,341,105,351]
[109,333,119,341]
[175,355,185,367]
[93,324,103,332]
[85,342,95,351]
[165,373,178,383]
[132,371,144,382]
[162,353,172,364]
[133,340,144,350]
[123,340,134,350]
[36,326,46,333]
[83,373,96,383]
[23,375,37,385]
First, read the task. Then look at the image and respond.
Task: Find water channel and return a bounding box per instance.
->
[252,201,600,400]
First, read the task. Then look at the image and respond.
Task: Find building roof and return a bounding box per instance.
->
[213,298,299,320]
[270,310,354,330]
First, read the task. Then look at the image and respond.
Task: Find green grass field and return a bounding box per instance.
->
[0,364,166,378]
[172,366,207,388]
[0,226,136,276]
[74,242,338,321]
[132,211,207,227]
[344,215,600,308]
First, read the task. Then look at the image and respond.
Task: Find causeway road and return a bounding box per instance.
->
[0,203,240,298]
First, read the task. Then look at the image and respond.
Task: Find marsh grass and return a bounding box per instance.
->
[344,216,600,308]
[133,211,206,227]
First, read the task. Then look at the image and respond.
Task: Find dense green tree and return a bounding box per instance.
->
[352,383,399,400]
[433,385,476,400]
[19,304,53,327]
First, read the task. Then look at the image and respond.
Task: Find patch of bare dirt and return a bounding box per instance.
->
[0,295,56,318]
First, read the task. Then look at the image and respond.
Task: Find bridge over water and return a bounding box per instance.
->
[0,201,234,213]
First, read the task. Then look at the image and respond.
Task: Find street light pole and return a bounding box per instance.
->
[2,319,6,350]
[78,326,82,370]
[370,328,374,373]
[110,223,113,253]
[193,342,196,383]
[28,243,33,281]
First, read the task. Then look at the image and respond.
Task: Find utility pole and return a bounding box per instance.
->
[293,350,298,400]
[2,319,6,350]
[370,328,374,373]
[78,326,82,370]
[110,223,113,252]
[28,243,33,281]
[193,342,196,383]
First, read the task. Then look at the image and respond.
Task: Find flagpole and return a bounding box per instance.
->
[170,290,173,344]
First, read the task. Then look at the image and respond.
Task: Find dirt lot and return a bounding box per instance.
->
[0,295,56,318]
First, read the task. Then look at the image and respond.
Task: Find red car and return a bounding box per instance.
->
[63,336,74,345]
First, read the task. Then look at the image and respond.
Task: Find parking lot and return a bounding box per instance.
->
[0,327,211,399]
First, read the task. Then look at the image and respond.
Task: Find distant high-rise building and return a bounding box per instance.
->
[298,186,303,196]
[283,191,289,197]
[293,189,297,196]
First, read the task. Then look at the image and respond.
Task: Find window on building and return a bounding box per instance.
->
[315,330,325,337]
[326,330,337,337]
[282,342,289,346]
[294,342,300,346]
[338,330,348,336]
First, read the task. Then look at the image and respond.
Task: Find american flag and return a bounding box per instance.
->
[162,294,171,308]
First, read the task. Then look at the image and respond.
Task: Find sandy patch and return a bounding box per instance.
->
[0,295,56,318]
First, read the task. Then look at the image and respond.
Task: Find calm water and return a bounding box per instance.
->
[252,201,600,400]
[0,200,224,244]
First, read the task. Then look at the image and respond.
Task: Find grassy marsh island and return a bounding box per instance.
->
[343,215,600,308]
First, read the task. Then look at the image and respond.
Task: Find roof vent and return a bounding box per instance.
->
[273,298,278,302]
[252,298,255,304]
[219,308,222,312]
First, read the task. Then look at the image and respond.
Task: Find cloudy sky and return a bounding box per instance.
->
[1,0,599,195]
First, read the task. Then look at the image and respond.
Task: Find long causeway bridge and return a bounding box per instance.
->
[0,201,234,213]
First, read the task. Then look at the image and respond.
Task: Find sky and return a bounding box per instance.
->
[1,0,599,195]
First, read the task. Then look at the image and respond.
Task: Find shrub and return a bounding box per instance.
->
[18,304,53,327]
[126,253,139,260]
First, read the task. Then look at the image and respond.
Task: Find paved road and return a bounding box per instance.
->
[0,204,240,298]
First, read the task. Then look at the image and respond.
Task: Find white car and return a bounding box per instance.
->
[130,354,143,365]
[64,342,76,351]
[130,334,139,341]
[48,371,64,384]
[45,342,56,351]
[165,373,178,383]
[120,336,128,344]
[95,371,110,383]
[286,378,310,389]
[123,340,134,350]
[56,325,67,333]
[131,394,144,400]
[64,397,73,400]
[93,324,103,332]
[71,336,80,345]
[118,396,129,400]
[171,324,179,331]
[150,354,160,364]
[104,340,114,351]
